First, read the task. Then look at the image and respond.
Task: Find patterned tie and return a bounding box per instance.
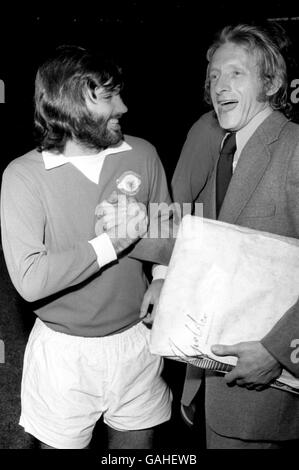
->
[216,132,236,218]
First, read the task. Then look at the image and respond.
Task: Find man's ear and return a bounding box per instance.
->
[265,77,283,97]
[85,87,99,104]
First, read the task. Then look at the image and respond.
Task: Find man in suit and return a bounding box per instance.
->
[171,23,299,448]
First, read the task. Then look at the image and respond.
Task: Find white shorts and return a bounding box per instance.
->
[19,318,172,449]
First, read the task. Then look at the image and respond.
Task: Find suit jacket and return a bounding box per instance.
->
[173,110,299,440]
[171,110,225,208]
[130,111,225,266]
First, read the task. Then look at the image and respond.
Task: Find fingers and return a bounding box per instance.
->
[95,192,125,218]
[126,196,136,205]
[95,210,125,235]
[142,313,154,326]
[95,193,148,253]
[106,190,119,204]
[211,343,241,358]
[127,201,140,217]
[95,201,117,218]
[140,292,151,318]
[225,374,268,391]
[145,304,157,325]
[224,368,239,385]
[95,218,106,236]
[100,209,127,227]
[96,195,141,220]
[224,367,251,386]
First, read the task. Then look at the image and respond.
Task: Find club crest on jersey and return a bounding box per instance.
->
[116,171,141,196]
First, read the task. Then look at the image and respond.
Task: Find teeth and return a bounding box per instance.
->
[219,102,238,108]
[108,119,120,129]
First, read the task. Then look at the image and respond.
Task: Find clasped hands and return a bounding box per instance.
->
[95,190,148,254]
[96,191,162,325]
[211,341,282,391]
[96,193,282,391]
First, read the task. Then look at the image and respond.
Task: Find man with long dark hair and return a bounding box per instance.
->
[0,45,172,449]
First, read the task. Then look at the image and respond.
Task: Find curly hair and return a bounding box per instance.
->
[204,23,292,117]
[34,45,123,153]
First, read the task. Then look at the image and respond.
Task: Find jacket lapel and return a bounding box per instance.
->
[214,112,289,224]
[218,137,270,223]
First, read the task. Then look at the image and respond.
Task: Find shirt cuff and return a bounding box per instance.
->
[88,233,117,268]
[152,264,168,280]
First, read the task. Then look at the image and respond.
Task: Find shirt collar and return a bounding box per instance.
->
[236,107,273,159]
[42,140,132,184]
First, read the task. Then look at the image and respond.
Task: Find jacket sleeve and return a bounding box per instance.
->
[171,111,224,208]
[0,165,100,302]
[261,140,299,378]
[129,145,174,266]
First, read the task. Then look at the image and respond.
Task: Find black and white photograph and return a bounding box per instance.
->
[0,0,299,463]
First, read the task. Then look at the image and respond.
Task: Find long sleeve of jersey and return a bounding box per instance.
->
[1,165,101,302]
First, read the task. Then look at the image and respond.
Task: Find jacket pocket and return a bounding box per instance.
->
[240,202,276,218]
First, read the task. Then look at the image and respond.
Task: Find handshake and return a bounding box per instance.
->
[95,191,148,254]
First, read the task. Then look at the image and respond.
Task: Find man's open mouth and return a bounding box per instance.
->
[108,118,121,130]
[218,100,238,111]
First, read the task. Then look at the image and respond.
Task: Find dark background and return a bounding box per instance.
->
[0,0,299,450]
[0,0,299,178]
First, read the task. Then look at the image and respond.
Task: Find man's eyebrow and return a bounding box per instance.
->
[97,87,115,96]
[210,62,246,70]
[102,85,120,94]
[209,66,219,73]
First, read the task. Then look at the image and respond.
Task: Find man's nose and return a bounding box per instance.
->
[114,95,128,114]
[214,74,231,94]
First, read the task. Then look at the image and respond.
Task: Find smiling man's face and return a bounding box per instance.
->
[209,41,269,131]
